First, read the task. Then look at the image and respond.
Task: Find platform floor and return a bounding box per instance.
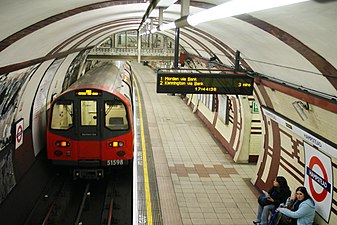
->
[132,61,260,225]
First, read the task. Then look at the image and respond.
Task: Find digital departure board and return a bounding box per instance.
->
[156,72,254,95]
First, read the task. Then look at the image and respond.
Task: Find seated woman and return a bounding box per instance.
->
[276,186,316,225]
[254,176,291,225]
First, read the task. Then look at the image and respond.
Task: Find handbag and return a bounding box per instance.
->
[269,212,292,225]
[277,200,298,225]
[279,214,293,225]
[258,194,271,206]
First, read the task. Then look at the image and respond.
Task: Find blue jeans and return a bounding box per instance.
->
[256,204,275,225]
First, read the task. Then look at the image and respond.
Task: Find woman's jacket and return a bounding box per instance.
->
[279,198,316,225]
[268,186,291,206]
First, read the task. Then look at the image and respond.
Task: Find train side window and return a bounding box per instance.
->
[81,100,97,126]
[51,101,73,130]
[105,101,129,130]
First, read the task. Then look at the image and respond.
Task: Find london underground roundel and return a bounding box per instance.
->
[304,142,333,222]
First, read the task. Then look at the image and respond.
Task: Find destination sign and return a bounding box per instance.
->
[157,72,254,95]
[75,89,102,96]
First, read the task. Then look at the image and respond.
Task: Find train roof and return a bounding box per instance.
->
[68,62,122,93]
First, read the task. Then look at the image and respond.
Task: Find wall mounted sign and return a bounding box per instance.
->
[304,142,332,222]
[157,70,254,95]
[15,119,24,150]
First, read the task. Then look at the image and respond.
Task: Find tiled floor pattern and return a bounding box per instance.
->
[171,165,258,225]
[132,62,259,225]
[169,164,238,178]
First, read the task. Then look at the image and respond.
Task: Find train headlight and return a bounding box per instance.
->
[109,141,124,148]
[112,141,118,147]
[56,141,70,147]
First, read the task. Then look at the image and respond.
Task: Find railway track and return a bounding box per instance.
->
[24,167,132,225]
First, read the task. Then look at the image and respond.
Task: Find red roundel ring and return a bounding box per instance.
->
[308,156,328,202]
[16,125,23,142]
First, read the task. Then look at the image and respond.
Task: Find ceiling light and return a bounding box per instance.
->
[151,27,159,33]
[292,101,309,121]
[159,22,176,31]
[187,0,309,26]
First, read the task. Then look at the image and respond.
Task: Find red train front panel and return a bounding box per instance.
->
[47,88,133,168]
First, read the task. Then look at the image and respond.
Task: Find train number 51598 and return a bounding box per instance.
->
[107,160,124,166]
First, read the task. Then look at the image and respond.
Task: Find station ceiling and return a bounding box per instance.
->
[0,0,336,100]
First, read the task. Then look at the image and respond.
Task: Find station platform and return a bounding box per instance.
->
[132,61,260,225]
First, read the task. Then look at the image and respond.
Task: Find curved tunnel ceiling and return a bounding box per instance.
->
[0,0,336,99]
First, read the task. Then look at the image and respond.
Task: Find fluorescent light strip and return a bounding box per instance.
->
[151,27,159,33]
[159,22,176,31]
[187,0,309,26]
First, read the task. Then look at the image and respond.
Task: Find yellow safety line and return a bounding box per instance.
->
[133,74,153,225]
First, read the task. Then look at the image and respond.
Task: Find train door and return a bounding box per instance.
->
[77,99,102,160]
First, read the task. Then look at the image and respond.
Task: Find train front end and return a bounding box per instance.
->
[47,88,133,179]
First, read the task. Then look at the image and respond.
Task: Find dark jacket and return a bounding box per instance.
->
[268,186,291,206]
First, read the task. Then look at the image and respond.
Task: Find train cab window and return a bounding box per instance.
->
[81,100,97,126]
[51,101,73,130]
[105,100,129,130]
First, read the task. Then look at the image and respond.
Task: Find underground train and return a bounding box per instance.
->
[46,61,134,179]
